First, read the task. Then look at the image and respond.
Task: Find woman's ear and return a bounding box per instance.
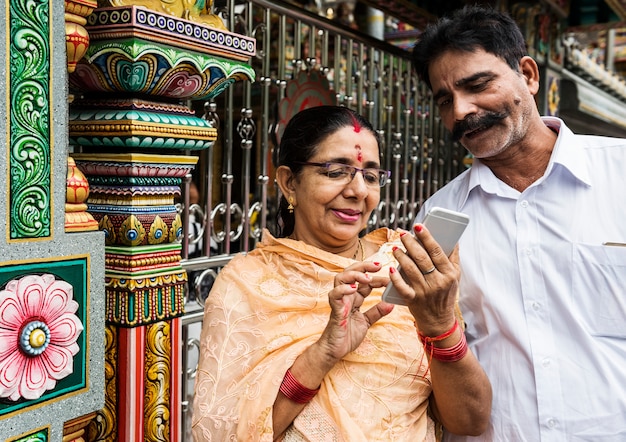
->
[519,56,540,95]
[275,165,296,199]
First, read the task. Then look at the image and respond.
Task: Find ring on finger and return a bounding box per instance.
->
[422,266,436,275]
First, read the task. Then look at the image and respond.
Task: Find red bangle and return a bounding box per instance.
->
[422,330,468,362]
[279,369,320,404]
[418,319,469,363]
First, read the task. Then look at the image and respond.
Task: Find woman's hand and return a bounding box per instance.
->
[390,224,460,335]
[315,261,394,366]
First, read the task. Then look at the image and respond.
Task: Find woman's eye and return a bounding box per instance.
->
[363,171,379,183]
[327,168,349,178]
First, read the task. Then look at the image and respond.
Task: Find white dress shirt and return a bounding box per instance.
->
[417,118,626,441]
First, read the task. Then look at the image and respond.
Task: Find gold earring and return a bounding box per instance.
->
[287,197,294,214]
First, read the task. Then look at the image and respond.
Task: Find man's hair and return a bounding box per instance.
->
[412,5,527,89]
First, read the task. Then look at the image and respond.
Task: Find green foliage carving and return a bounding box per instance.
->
[9,0,51,239]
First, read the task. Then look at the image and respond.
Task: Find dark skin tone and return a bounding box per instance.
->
[430,49,557,192]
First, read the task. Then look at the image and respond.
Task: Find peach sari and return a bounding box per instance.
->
[192,228,436,442]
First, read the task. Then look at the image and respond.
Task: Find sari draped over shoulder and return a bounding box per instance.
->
[192,228,436,442]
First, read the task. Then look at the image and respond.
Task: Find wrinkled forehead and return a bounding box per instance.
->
[429,49,509,86]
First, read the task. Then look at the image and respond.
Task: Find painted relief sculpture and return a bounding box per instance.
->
[64,0,98,73]
[66,0,255,440]
[0,274,83,401]
[65,156,99,232]
[9,0,51,240]
[2,0,106,439]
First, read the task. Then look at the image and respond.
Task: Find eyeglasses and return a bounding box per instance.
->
[295,161,390,187]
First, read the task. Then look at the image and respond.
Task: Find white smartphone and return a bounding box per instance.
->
[381,207,470,305]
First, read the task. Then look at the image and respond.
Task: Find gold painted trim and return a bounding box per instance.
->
[48,0,55,242]
[71,152,200,164]
[69,120,218,140]
[4,0,9,246]
[580,102,626,130]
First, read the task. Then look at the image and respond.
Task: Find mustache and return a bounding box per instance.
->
[451,111,509,142]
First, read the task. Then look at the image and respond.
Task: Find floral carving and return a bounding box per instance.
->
[0,274,83,401]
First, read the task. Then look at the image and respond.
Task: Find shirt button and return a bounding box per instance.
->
[542,358,551,368]
[525,248,533,255]
[547,418,557,428]
[520,200,529,208]
[532,302,541,311]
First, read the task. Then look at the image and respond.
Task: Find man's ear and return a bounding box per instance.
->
[275,165,296,199]
[519,56,540,95]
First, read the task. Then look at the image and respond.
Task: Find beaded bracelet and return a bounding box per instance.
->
[418,319,468,363]
[279,368,320,404]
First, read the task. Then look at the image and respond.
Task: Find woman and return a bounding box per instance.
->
[192,106,491,441]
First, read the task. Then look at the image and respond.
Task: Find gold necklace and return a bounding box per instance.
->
[352,238,364,261]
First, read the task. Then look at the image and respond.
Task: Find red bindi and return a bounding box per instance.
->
[355,145,362,162]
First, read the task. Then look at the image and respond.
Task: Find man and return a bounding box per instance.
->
[411,5,626,441]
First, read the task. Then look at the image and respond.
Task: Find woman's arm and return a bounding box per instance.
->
[271,341,335,438]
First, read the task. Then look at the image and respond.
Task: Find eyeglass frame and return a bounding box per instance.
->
[293,161,391,187]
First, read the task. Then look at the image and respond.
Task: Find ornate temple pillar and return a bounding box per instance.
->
[66,2,255,440]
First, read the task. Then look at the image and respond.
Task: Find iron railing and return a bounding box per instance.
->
[178,1,467,439]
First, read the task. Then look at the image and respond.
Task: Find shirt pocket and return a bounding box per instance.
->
[572,243,626,338]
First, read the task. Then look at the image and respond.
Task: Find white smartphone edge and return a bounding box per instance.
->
[381,207,470,306]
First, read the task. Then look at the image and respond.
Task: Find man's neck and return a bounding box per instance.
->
[481,123,558,192]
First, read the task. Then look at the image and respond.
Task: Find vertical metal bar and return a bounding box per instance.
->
[294,19,302,74]
[356,42,365,115]
[409,77,419,219]
[418,103,426,208]
[366,46,376,124]
[401,61,411,227]
[426,92,435,199]
[321,28,329,68]
[180,318,190,441]
[334,34,341,103]
[345,37,354,108]
[259,5,272,235]
[278,14,287,81]
[240,109,252,253]
[202,102,217,257]
[223,90,234,255]
[380,52,391,225]
[308,24,317,68]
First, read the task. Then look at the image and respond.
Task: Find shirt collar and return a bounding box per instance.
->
[459,117,592,205]
[541,117,592,187]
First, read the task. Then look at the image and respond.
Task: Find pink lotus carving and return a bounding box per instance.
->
[0,274,83,401]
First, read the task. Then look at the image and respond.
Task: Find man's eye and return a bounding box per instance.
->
[469,81,489,92]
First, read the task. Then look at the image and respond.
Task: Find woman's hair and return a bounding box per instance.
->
[412,6,527,90]
[275,105,381,238]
